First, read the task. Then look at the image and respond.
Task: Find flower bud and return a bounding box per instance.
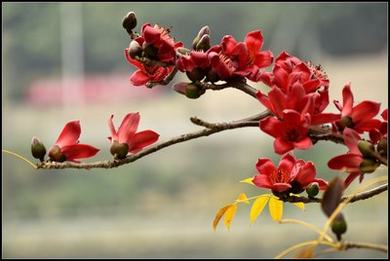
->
[306,182,319,198]
[122,11,137,33]
[195,34,211,51]
[358,140,375,158]
[331,214,347,241]
[192,25,210,49]
[336,116,354,131]
[377,138,387,156]
[186,68,206,82]
[48,145,66,162]
[110,141,129,159]
[142,42,158,59]
[128,40,143,59]
[359,158,380,173]
[206,70,219,83]
[185,83,204,99]
[31,137,46,162]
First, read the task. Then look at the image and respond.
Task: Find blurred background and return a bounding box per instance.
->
[2,2,388,258]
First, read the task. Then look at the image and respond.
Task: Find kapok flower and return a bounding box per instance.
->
[48,121,99,162]
[125,49,174,86]
[328,128,380,187]
[252,154,327,195]
[333,83,381,133]
[260,109,313,155]
[108,112,159,159]
[176,50,210,82]
[259,51,330,113]
[207,31,273,81]
[369,108,388,144]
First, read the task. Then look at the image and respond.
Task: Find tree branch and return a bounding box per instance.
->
[283,183,388,204]
[341,241,387,253]
[36,112,270,170]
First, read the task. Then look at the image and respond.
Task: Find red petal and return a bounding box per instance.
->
[143,24,161,44]
[253,174,273,189]
[354,119,381,133]
[245,30,264,53]
[278,154,296,174]
[190,51,209,69]
[369,129,382,144]
[334,100,343,112]
[232,42,249,68]
[273,66,289,91]
[268,87,287,118]
[272,183,292,192]
[313,178,328,190]
[293,137,313,150]
[311,113,340,125]
[128,130,159,153]
[209,52,232,79]
[256,91,273,112]
[381,109,388,121]
[256,158,276,176]
[343,128,361,154]
[258,72,273,86]
[130,70,150,86]
[342,83,354,116]
[254,51,273,68]
[344,172,360,188]
[260,116,284,138]
[55,120,81,148]
[303,79,320,93]
[351,101,380,124]
[61,144,99,161]
[221,35,238,55]
[295,162,316,187]
[283,109,302,124]
[274,138,294,155]
[118,113,140,144]
[327,154,362,170]
[108,114,118,141]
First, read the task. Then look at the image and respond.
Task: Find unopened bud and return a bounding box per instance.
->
[206,70,219,83]
[192,25,210,49]
[142,42,158,59]
[186,68,206,82]
[195,34,211,51]
[110,141,129,160]
[122,11,137,33]
[331,214,347,241]
[358,140,375,158]
[359,158,380,173]
[128,40,143,59]
[48,145,66,162]
[377,138,387,156]
[185,84,204,99]
[31,137,46,162]
[176,47,190,55]
[336,116,354,131]
[306,182,320,198]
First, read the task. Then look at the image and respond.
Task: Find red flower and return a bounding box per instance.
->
[48,121,99,162]
[176,50,210,81]
[334,83,381,133]
[207,31,273,81]
[328,128,367,187]
[108,112,159,154]
[259,51,329,113]
[252,154,327,193]
[260,109,313,155]
[369,108,388,144]
[125,49,174,86]
[141,23,183,63]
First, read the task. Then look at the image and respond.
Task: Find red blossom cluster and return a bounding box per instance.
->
[31,12,387,202]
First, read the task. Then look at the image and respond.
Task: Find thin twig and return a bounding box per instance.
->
[342,241,387,253]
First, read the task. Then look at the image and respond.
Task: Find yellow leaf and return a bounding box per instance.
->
[212,205,231,231]
[224,204,238,230]
[269,196,283,221]
[290,194,305,211]
[239,177,254,185]
[250,195,270,224]
[292,202,305,211]
[236,193,250,204]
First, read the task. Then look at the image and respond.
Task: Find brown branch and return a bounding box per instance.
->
[341,241,387,253]
[36,112,270,170]
[283,183,388,204]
